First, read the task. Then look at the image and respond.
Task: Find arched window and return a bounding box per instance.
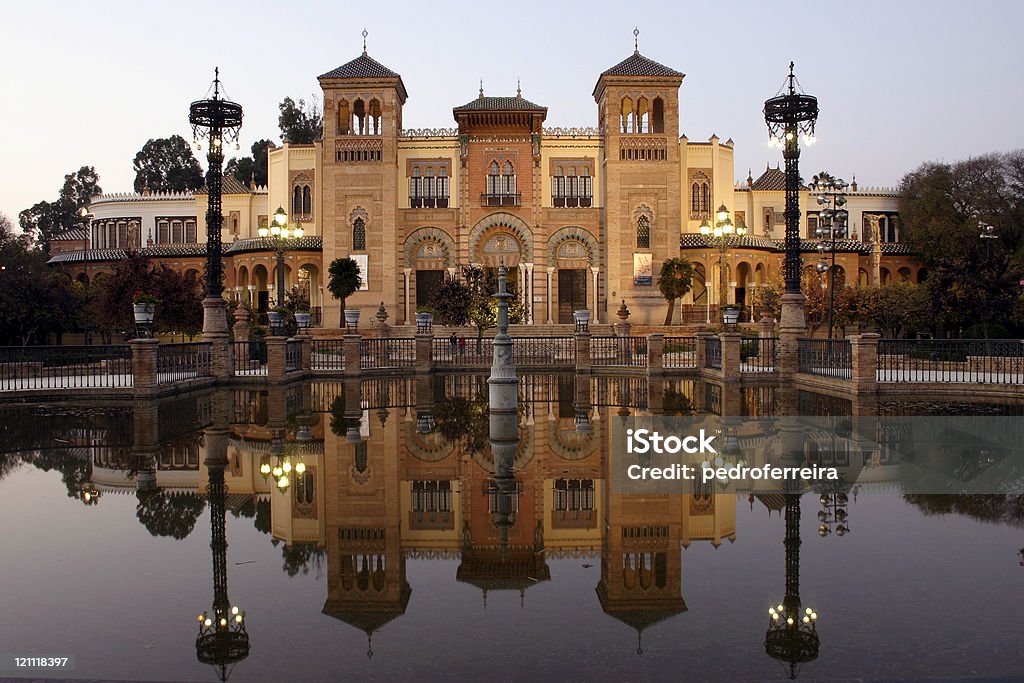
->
[652,97,665,133]
[701,184,710,214]
[353,217,366,251]
[438,166,449,208]
[637,215,651,249]
[337,100,351,135]
[292,186,302,216]
[487,161,500,195]
[691,183,700,214]
[353,99,366,135]
[424,167,435,203]
[302,186,312,215]
[620,97,634,133]
[368,99,382,135]
[502,161,515,195]
[637,97,649,133]
[410,167,422,207]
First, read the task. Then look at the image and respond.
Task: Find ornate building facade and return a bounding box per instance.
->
[50,43,917,327]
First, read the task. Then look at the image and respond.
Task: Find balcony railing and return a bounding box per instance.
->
[552,196,593,208]
[480,193,520,207]
[409,197,450,209]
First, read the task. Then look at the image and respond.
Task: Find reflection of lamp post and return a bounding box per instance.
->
[700,204,747,321]
[764,62,818,335]
[818,492,849,537]
[809,173,848,339]
[258,207,304,308]
[77,207,94,345]
[259,429,306,492]
[195,461,249,682]
[765,493,819,679]
[189,68,243,337]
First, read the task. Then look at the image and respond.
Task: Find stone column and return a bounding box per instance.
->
[523,262,534,324]
[777,292,806,377]
[546,267,555,324]
[647,333,665,376]
[342,334,362,378]
[591,266,600,324]
[575,331,591,374]
[247,284,255,306]
[647,376,665,415]
[721,332,742,382]
[403,268,412,324]
[294,333,313,373]
[130,338,159,398]
[415,332,433,375]
[232,305,251,342]
[850,333,880,393]
[208,333,231,382]
[266,336,287,381]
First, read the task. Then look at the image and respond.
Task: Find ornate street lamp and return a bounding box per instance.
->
[700,204,747,324]
[77,207,94,345]
[764,63,818,334]
[190,68,243,337]
[809,172,849,339]
[258,206,305,308]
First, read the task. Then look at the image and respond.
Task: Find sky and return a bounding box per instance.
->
[2,0,1022,223]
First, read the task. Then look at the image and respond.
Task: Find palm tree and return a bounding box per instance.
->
[326,257,363,328]
[657,258,694,325]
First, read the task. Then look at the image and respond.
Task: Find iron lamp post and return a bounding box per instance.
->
[258,206,304,308]
[809,172,849,339]
[700,204,747,322]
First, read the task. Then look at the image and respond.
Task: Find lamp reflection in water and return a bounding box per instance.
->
[195,457,249,681]
[764,490,819,679]
[259,428,307,493]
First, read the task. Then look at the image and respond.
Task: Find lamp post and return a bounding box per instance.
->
[258,206,304,308]
[764,63,818,341]
[189,68,243,337]
[700,204,747,324]
[77,207,94,345]
[809,173,849,339]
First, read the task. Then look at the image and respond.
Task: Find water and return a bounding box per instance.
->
[1,376,1023,682]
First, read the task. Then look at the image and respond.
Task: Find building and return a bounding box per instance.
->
[49,41,918,328]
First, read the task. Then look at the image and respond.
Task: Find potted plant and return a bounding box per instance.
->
[268,307,290,334]
[415,306,434,333]
[343,307,361,331]
[132,292,160,323]
[573,309,590,331]
[294,302,312,329]
[722,305,741,325]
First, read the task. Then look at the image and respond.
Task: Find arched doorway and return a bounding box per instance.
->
[404,227,457,322]
[735,262,752,316]
[252,264,269,313]
[549,228,597,325]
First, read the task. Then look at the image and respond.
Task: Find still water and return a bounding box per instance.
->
[1,375,1022,682]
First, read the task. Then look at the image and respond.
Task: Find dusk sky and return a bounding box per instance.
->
[3,0,1022,223]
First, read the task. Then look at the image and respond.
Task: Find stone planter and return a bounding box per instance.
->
[415,311,433,334]
[294,311,312,329]
[722,307,741,325]
[133,302,156,324]
[267,310,284,327]
[573,309,590,332]
[344,308,361,331]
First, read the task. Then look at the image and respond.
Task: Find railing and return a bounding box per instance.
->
[233,341,267,376]
[311,339,345,371]
[878,339,1024,384]
[360,338,415,370]
[704,337,722,370]
[156,343,211,384]
[798,339,852,379]
[742,337,777,373]
[285,340,302,372]
[433,337,491,366]
[0,345,132,390]
[512,337,575,367]
[552,196,593,208]
[663,336,698,369]
[591,336,647,367]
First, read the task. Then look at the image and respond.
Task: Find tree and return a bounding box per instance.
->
[132,135,204,193]
[278,97,322,144]
[19,166,102,252]
[225,139,273,187]
[656,258,694,325]
[749,271,784,321]
[327,257,363,327]
[900,151,1024,336]
[861,282,931,339]
[431,265,523,351]
[0,232,82,344]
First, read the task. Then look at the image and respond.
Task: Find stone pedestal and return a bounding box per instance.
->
[232,306,251,342]
[575,332,591,374]
[646,333,665,376]
[293,334,313,372]
[207,333,230,381]
[850,333,880,393]
[202,296,229,336]
[130,338,159,398]
[696,331,713,370]
[415,333,433,374]
[342,334,361,377]
[777,292,806,377]
[613,322,632,338]
[266,337,287,381]
[721,333,742,382]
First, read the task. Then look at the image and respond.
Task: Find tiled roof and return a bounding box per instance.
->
[225,236,323,254]
[599,51,683,78]
[51,228,88,241]
[881,242,914,255]
[454,95,546,112]
[680,234,778,250]
[319,52,401,80]
[318,52,408,102]
[195,176,252,195]
[751,166,786,191]
[679,234,916,256]
[47,249,127,264]
[142,244,208,257]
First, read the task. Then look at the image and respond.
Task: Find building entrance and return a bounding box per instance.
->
[557,269,587,324]
[416,270,445,309]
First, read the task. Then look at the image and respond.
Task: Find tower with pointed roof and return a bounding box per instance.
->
[594,31,685,323]
[318,33,408,328]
